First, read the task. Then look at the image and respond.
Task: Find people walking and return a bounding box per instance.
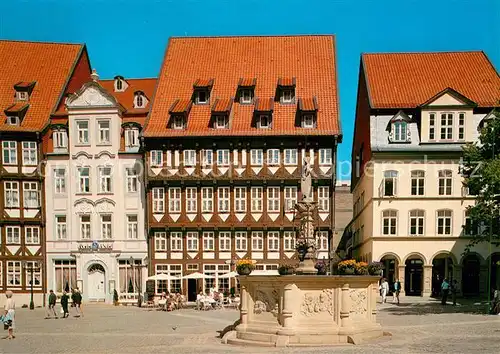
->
[380,278,389,303]
[60,291,70,318]
[71,288,83,317]
[2,291,15,339]
[45,290,58,319]
[393,279,401,304]
[451,280,458,306]
[441,278,450,305]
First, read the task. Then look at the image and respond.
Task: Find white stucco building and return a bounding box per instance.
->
[45,73,155,303]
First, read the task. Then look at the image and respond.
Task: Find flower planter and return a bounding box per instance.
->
[237,266,252,276]
[278,268,294,276]
[341,268,355,275]
[317,270,327,275]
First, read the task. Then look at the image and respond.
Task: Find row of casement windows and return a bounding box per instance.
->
[152,186,330,213]
[2,141,37,165]
[4,182,40,208]
[1,226,40,244]
[429,112,466,141]
[53,215,138,240]
[51,127,140,150]
[0,261,42,288]
[52,167,139,194]
[382,170,455,197]
[154,231,329,252]
[381,209,474,236]
[150,148,332,167]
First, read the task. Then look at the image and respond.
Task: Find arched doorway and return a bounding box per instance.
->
[431,254,454,297]
[488,253,500,295]
[405,257,424,296]
[380,254,399,289]
[88,263,106,302]
[462,254,481,296]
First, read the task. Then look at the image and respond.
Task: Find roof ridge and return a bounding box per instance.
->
[362,50,484,55]
[100,77,157,81]
[0,39,84,46]
[170,34,335,39]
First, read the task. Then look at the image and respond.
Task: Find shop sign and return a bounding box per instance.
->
[78,240,113,253]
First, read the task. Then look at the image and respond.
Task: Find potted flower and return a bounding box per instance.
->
[295,239,311,261]
[368,261,384,276]
[355,261,369,275]
[278,263,296,276]
[236,259,255,276]
[338,259,357,275]
[315,260,328,275]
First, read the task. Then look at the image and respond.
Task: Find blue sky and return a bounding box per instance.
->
[1,0,498,179]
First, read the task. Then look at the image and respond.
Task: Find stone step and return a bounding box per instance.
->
[238,331,277,343]
[227,338,276,347]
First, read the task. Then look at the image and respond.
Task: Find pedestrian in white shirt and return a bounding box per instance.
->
[380,278,389,303]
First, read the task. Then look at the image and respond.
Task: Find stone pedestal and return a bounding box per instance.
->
[222,275,383,347]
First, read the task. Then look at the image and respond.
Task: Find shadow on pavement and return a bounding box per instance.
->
[380,298,490,316]
[216,319,240,338]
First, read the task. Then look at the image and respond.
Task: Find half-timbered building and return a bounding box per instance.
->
[143,35,342,301]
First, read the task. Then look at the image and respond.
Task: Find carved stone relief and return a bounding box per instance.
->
[253,288,279,317]
[349,289,367,317]
[300,289,334,316]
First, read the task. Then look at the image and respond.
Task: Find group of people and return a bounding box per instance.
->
[45,288,83,319]
[379,278,401,304]
[439,278,459,305]
[157,291,185,311]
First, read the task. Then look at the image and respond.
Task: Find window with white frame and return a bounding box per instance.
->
[6,116,19,125]
[100,214,112,239]
[23,182,39,208]
[281,89,294,103]
[54,260,76,293]
[152,188,165,213]
[168,187,181,213]
[234,187,247,212]
[215,115,228,129]
[7,261,21,287]
[201,187,213,212]
[267,187,280,212]
[134,93,145,108]
[317,231,328,251]
[203,231,215,251]
[4,181,19,208]
[411,170,425,196]
[219,231,231,251]
[218,187,230,213]
[76,121,89,144]
[155,232,167,251]
[382,210,398,236]
[302,114,314,128]
[80,214,91,239]
[56,215,67,240]
[98,120,110,144]
[195,90,209,104]
[170,232,183,251]
[217,149,230,166]
[77,167,90,193]
[392,121,408,142]
[250,149,263,166]
[17,91,28,101]
[54,168,66,194]
[437,210,452,235]
[283,231,295,251]
[319,148,332,165]
[127,215,138,239]
[25,226,40,244]
[6,226,20,244]
[126,167,138,193]
[155,264,182,294]
[284,186,297,211]
[267,149,280,166]
[318,186,329,212]
[440,113,453,140]
[119,259,142,294]
[251,231,264,251]
[267,231,279,252]
[409,210,425,236]
[429,113,436,140]
[458,113,465,140]
[284,149,297,165]
[24,261,42,288]
[255,264,279,271]
[173,116,185,130]
[251,187,263,212]
[240,89,253,104]
[99,167,112,193]
[187,232,199,251]
[22,141,37,165]
[258,114,271,129]
[383,170,398,197]
[235,231,247,251]
[151,150,163,167]
[438,170,452,196]
[53,130,68,150]
[183,150,196,166]
[125,128,139,147]
[202,150,213,166]
[186,187,197,213]
[2,141,17,165]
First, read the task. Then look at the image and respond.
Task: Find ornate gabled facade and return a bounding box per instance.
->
[44,73,156,303]
[0,40,90,307]
[143,35,342,301]
[344,51,500,297]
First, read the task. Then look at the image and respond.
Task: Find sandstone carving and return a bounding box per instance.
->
[349,289,367,316]
[253,289,279,317]
[300,289,334,316]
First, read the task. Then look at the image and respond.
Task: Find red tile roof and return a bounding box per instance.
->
[0,40,84,131]
[169,99,192,114]
[363,51,500,109]
[298,97,318,111]
[211,98,233,113]
[193,78,214,88]
[145,35,340,137]
[238,78,257,87]
[278,77,296,87]
[4,102,30,114]
[99,78,157,115]
[254,97,274,112]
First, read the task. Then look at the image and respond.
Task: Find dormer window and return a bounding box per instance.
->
[253,98,274,129]
[277,77,296,104]
[13,82,35,102]
[193,79,214,105]
[168,99,192,130]
[258,115,271,129]
[388,111,411,143]
[215,115,228,129]
[302,114,314,128]
[134,91,147,109]
[52,128,68,152]
[211,98,232,129]
[125,127,140,148]
[6,117,19,126]
[17,91,28,101]
[392,121,407,142]
[173,116,185,130]
[240,89,253,104]
[196,90,208,104]
[297,97,318,129]
[237,78,256,104]
[281,89,294,103]
[114,76,128,92]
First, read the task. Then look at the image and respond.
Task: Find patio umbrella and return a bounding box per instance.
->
[147,273,179,281]
[219,271,238,279]
[182,272,212,279]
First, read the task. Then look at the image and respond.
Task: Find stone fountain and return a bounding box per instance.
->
[222,157,383,347]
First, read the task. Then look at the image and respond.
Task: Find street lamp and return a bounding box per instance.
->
[129,257,148,307]
[22,260,42,310]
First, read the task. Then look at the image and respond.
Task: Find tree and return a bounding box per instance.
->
[462,110,500,253]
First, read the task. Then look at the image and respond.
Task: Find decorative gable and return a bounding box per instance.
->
[420,87,476,108]
[66,80,119,109]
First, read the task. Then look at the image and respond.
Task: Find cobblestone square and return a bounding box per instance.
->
[2,299,499,353]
